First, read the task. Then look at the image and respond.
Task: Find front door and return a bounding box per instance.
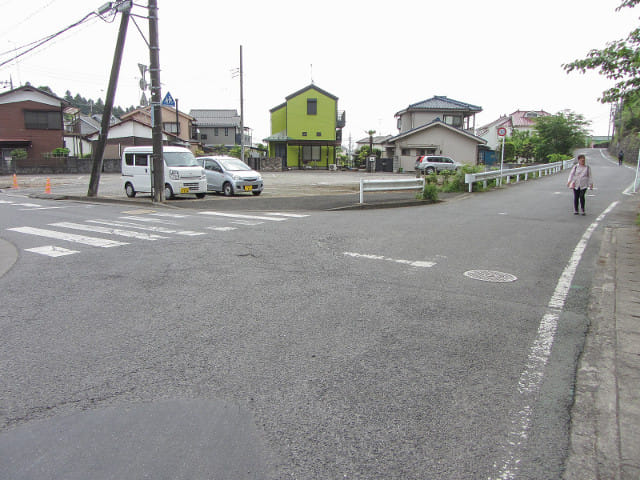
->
[275,143,287,169]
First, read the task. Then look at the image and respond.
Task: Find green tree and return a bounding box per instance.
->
[563,0,640,103]
[533,111,590,161]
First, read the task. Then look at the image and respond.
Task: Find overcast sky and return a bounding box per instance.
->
[1,0,636,146]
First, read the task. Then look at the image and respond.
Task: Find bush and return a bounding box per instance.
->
[417,183,439,202]
[52,147,69,156]
[10,148,27,159]
[547,153,573,163]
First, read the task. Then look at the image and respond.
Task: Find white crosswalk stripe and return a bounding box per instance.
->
[8,227,128,248]
[25,246,79,257]
[199,211,288,221]
[49,222,168,240]
[87,219,205,236]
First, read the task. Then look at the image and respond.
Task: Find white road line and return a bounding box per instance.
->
[343,252,436,268]
[25,246,79,257]
[207,226,237,232]
[87,219,204,236]
[199,211,287,221]
[490,200,619,480]
[7,227,128,248]
[150,212,191,218]
[119,216,177,224]
[264,212,310,218]
[50,222,168,241]
[14,203,41,208]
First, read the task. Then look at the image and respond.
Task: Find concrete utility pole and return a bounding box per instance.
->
[239,45,245,163]
[87,1,131,197]
[148,0,164,202]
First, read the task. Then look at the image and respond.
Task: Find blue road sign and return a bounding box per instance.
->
[161,92,175,107]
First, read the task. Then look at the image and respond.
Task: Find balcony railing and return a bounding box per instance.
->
[336,110,346,128]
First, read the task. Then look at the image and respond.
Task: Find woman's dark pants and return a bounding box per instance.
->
[573,188,586,212]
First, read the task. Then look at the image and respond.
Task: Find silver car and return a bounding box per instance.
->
[199,156,264,196]
[415,155,462,174]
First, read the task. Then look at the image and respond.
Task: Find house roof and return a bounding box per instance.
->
[189,109,241,127]
[509,110,551,128]
[387,118,487,144]
[120,105,194,121]
[0,85,69,106]
[355,135,393,145]
[395,96,482,117]
[263,130,291,142]
[285,84,338,101]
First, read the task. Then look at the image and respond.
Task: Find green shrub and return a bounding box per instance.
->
[417,183,439,202]
[547,153,573,163]
[52,147,69,156]
[10,148,27,159]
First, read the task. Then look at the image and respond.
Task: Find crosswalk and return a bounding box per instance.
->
[4,210,310,258]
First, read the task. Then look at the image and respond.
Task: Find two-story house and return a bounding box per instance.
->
[477,110,551,150]
[385,96,486,172]
[0,85,69,173]
[264,84,346,169]
[189,109,251,150]
[120,105,195,145]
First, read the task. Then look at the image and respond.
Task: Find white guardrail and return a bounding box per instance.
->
[359,177,425,204]
[464,160,574,193]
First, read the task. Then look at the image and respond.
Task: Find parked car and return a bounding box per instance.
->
[199,156,263,196]
[415,156,462,174]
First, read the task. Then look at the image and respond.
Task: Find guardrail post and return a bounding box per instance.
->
[359,178,364,204]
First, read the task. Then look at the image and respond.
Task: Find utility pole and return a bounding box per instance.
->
[175,98,180,138]
[148,0,164,202]
[87,1,131,197]
[239,45,245,163]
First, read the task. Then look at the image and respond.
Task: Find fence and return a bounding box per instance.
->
[359,177,425,204]
[0,156,120,175]
[464,160,573,193]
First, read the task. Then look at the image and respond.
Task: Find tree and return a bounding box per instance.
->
[533,111,590,161]
[563,0,640,103]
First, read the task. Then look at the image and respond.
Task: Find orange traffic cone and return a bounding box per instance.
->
[45,178,51,194]
[12,174,18,189]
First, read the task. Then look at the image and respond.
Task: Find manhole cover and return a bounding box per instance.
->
[464,270,517,283]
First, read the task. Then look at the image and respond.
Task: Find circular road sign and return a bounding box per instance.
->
[497,127,507,137]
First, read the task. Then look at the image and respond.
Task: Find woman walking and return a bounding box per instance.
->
[567,154,593,215]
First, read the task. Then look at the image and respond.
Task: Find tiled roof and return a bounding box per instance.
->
[396,96,482,116]
[285,84,338,101]
[355,135,393,144]
[509,110,551,128]
[387,118,486,144]
[189,109,240,127]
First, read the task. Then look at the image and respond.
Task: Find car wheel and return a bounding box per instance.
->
[125,182,136,198]
[223,182,234,196]
[195,193,206,199]
[164,183,174,199]
[252,190,262,196]
[425,167,435,174]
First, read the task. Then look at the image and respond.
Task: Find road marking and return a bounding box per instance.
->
[150,212,191,218]
[343,252,436,268]
[87,219,205,236]
[50,222,168,241]
[207,226,237,232]
[490,200,619,480]
[264,212,310,218]
[25,246,79,257]
[199,211,287,221]
[119,216,176,224]
[7,227,128,248]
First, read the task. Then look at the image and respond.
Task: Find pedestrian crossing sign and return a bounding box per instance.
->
[161,92,175,107]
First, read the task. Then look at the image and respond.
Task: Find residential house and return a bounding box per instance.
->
[386,96,486,172]
[85,118,177,160]
[355,134,393,153]
[63,108,102,158]
[120,105,195,148]
[0,85,69,173]
[264,84,346,169]
[189,109,251,150]
[477,110,551,150]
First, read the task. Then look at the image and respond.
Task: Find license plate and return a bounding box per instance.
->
[180,187,190,193]
[244,185,253,191]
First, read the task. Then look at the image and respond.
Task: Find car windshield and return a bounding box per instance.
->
[220,159,252,171]
[164,152,200,167]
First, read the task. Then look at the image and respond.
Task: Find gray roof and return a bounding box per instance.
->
[396,96,482,116]
[387,118,486,144]
[190,109,241,127]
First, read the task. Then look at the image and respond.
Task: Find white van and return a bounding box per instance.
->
[121,146,207,199]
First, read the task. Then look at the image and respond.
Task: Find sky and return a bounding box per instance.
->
[1,0,637,148]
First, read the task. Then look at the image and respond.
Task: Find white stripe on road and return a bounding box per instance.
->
[25,246,79,257]
[490,200,619,480]
[50,222,168,241]
[8,227,127,248]
[207,226,237,232]
[343,252,436,268]
[87,219,204,236]
[199,211,287,221]
[264,212,310,218]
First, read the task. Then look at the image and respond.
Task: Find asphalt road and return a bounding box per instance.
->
[0,149,636,479]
